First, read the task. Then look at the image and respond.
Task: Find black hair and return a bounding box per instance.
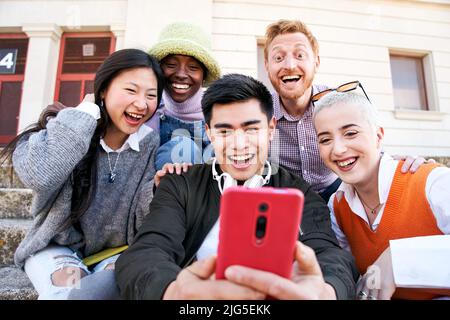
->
[0,48,164,230]
[201,73,273,125]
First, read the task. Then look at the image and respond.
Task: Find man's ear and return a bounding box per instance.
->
[268,116,276,141]
[376,126,384,149]
[205,123,212,142]
[315,55,321,71]
[264,56,269,73]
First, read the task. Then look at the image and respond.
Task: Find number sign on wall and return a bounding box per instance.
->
[0,49,18,74]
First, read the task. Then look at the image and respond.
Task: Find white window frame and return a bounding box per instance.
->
[256,38,274,93]
[389,48,444,121]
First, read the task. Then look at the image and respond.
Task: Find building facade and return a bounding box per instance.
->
[1,0,449,157]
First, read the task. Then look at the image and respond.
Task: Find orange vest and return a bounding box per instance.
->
[333,161,445,300]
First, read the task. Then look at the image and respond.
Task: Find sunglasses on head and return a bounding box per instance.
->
[311,81,371,104]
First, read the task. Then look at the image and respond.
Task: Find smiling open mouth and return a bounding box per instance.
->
[124,111,144,123]
[336,157,357,168]
[228,154,255,166]
[281,75,302,83]
[172,83,191,90]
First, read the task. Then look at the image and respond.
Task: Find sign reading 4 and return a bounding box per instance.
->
[0,49,18,74]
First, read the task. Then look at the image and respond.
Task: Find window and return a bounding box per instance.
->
[54,33,115,108]
[0,34,29,146]
[389,53,429,111]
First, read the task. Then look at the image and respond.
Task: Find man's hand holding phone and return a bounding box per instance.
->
[163,187,337,300]
[225,241,337,300]
[164,241,337,300]
[162,256,266,300]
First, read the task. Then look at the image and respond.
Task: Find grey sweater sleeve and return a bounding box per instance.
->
[12,108,97,193]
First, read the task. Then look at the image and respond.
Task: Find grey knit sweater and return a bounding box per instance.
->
[13,108,159,268]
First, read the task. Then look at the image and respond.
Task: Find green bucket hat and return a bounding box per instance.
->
[149,22,221,86]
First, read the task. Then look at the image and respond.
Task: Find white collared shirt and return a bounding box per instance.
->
[328,153,450,289]
[75,101,153,153]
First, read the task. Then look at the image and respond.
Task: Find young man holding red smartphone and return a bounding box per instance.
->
[115,73,359,300]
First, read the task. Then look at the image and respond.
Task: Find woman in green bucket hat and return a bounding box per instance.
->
[147,22,221,171]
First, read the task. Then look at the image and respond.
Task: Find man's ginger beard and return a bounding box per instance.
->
[267,64,317,103]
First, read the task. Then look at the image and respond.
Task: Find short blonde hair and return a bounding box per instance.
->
[264,19,319,60]
[313,91,380,129]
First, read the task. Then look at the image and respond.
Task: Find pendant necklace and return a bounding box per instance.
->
[107,151,121,183]
[359,196,383,216]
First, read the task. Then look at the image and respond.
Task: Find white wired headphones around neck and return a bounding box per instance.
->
[211,157,272,194]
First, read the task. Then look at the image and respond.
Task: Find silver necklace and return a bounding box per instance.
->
[107,151,121,183]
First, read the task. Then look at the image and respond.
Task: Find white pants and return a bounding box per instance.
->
[24,245,119,300]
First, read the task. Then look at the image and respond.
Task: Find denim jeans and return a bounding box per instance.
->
[24,245,120,300]
[156,114,213,170]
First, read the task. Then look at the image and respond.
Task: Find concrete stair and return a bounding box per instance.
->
[0,188,33,219]
[0,164,36,299]
[0,166,24,189]
[0,218,33,266]
[0,267,37,300]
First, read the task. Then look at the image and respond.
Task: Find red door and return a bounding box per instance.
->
[54,33,116,107]
[0,34,28,146]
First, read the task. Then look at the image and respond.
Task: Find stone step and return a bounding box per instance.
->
[0,188,33,219]
[0,165,24,189]
[0,219,32,267]
[0,266,37,300]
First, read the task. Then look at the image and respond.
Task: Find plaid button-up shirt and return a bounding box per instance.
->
[269,85,337,192]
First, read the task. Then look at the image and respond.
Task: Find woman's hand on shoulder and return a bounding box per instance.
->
[155,162,192,187]
[392,154,436,173]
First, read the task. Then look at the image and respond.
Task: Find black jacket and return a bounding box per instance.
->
[115,164,358,299]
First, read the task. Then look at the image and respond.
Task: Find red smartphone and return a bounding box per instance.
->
[215,186,304,280]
